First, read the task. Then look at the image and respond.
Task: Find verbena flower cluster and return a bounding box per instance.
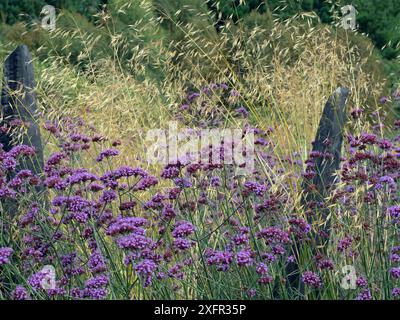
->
[0,87,399,300]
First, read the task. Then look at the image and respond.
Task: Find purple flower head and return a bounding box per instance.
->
[46,152,65,168]
[301,271,322,289]
[246,288,257,298]
[27,270,52,291]
[8,145,35,158]
[376,175,397,191]
[236,106,249,118]
[392,287,400,298]
[0,247,13,265]
[161,165,180,179]
[43,120,59,134]
[210,176,221,187]
[166,187,181,200]
[236,248,254,267]
[173,238,194,251]
[219,83,229,90]
[96,148,120,162]
[356,276,368,288]
[119,201,137,211]
[99,189,117,204]
[133,175,158,191]
[69,132,88,142]
[338,236,352,253]
[114,166,148,179]
[174,177,192,189]
[47,287,67,298]
[378,139,392,150]
[390,267,400,279]
[316,258,334,271]
[287,255,296,264]
[256,263,269,275]
[271,245,286,256]
[66,169,98,186]
[162,203,177,220]
[257,227,290,245]
[106,217,148,236]
[233,230,250,246]
[0,187,17,199]
[258,275,274,285]
[168,263,184,280]
[256,137,270,147]
[116,233,155,251]
[172,221,195,238]
[289,218,311,239]
[356,289,372,300]
[261,252,276,263]
[3,156,17,170]
[350,108,363,119]
[16,169,33,179]
[85,274,109,289]
[88,251,107,274]
[391,247,400,263]
[52,195,93,223]
[244,181,267,196]
[379,96,390,104]
[388,206,400,223]
[82,287,108,300]
[135,259,157,287]
[206,249,233,271]
[360,132,377,145]
[188,92,200,101]
[12,286,31,300]
[309,151,323,158]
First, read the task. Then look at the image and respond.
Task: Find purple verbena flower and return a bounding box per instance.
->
[356,276,368,288]
[161,166,180,179]
[390,267,400,279]
[174,177,192,189]
[0,247,13,265]
[256,263,269,275]
[236,248,254,267]
[135,259,157,287]
[172,221,195,238]
[12,286,31,300]
[392,287,400,298]
[289,218,311,239]
[99,189,117,204]
[388,206,400,223]
[96,148,120,162]
[82,287,108,300]
[356,289,372,300]
[106,217,148,236]
[206,249,233,271]
[133,175,158,191]
[210,176,221,187]
[244,181,267,196]
[116,233,155,251]
[85,274,109,289]
[173,238,194,251]
[301,271,322,289]
[236,106,249,118]
[338,236,352,253]
[88,251,107,274]
[257,227,290,245]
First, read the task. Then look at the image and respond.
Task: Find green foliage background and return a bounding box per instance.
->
[0,0,399,87]
[1,0,398,56]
